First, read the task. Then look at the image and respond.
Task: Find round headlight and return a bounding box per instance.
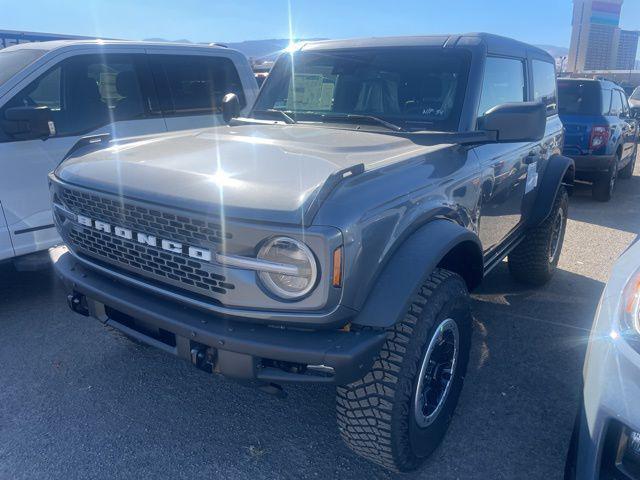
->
[257,237,318,300]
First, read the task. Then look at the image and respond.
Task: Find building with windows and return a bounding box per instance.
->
[0,29,95,49]
[567,0,638,72]
[616,29,640,70]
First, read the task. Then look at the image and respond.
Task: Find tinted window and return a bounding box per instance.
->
[2,54,148,139]
[558,81,603,115]
[254,48,471,132]
[478,57,525,118]
[532,60,557,115]
[618,90,629,114]
[610,89,623,116]
[0,48,47,87]
[153,55,246,115]
[602,89,611,115]
[16,65,62,110]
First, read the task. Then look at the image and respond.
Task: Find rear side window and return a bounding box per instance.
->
[601,89,611,114]
[610,89,623,116]
[478,57,525,118]
[532,60,557,116]
[152,55,246,115]
[618,90,629,115]
[557,81,603,115]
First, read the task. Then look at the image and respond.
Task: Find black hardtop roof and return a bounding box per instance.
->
[558,77,621,89]
[300,33,554,62]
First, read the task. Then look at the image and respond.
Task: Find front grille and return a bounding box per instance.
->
[59,187,235,299]
[61,188,231,246]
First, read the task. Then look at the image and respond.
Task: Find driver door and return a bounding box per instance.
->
[472,56,532,252]
[0,51,166,258]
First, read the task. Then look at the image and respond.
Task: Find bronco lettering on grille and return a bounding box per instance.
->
[76,215,212,261]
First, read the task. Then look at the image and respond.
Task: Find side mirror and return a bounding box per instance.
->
[221,93,240,124]
[3,106,55,140]
[630,106,640,119]
[478,102,546,143]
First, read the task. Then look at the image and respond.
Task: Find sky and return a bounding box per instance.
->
[1,0,639,57]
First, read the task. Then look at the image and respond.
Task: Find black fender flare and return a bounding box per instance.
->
[526,155,574,228]
[353,219,482,329]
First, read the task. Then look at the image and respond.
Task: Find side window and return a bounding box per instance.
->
[532,60,557,116]
[86,58,147,121]
[618,90,629,115]
[601,89,612,115]
[63,54,147,134]
[3,65,63,112]
[478,57,525,118]
[153,55,246,116]
[24,66,62,110]
[1,53,148,140]
[0,65,63,142]
[610,89,623,116]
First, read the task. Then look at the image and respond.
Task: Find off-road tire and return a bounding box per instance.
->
[592,154,619,201]
[508,186,568,286]
[336,269,472,472]
[619,145,637,179]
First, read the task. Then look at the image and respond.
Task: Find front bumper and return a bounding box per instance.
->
[54,249,385,385]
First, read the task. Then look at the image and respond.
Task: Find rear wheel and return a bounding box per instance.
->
[336,269,471,472]
[508,186,568,286]
[593,154,619,201]
[619,145,637,179]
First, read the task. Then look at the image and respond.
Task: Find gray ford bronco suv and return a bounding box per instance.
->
[51,34,574,471]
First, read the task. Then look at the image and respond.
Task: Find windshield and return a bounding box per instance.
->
[558,81,603,115]
[0,49,47,88]
[253,48,470,132]
[632,87,640,101]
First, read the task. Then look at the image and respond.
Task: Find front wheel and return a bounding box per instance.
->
[336,269,472,472]
[508,186,569,286]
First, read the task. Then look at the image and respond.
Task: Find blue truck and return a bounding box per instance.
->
[558,78,638,201]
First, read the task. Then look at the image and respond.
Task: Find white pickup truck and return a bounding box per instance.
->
[0,40,258,267]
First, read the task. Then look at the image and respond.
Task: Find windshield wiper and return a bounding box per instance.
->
[321,114,404,132]
[252,109,296,124]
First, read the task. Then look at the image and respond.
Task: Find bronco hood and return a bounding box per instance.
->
[56,124,449,224]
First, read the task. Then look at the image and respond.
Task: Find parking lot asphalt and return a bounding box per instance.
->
[1,155,639,480]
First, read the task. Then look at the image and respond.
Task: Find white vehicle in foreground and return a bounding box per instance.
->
[567,238,640,479]
[0,40,258,267]
[630,86,640,109]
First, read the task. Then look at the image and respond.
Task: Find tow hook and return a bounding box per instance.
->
[67,293,89,316]
[190,345,216,373]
